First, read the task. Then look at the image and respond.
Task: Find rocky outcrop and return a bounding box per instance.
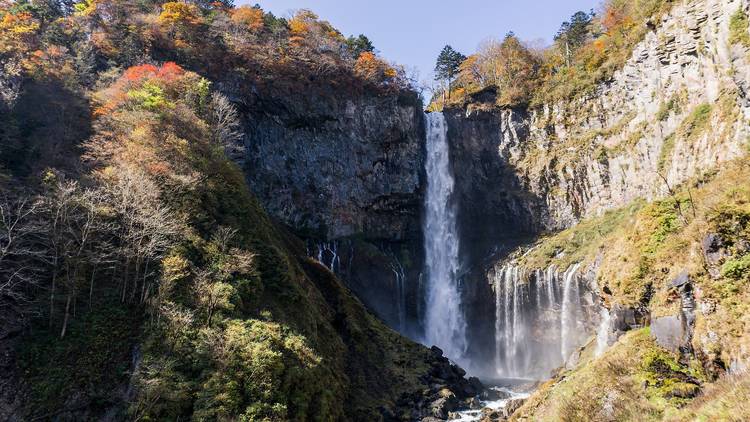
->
[441,0,750,368]
[233,89,427,331]
[446,0,750,233]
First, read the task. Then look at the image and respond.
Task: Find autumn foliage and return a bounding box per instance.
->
[230,6,263,32]
[438,0,672,107]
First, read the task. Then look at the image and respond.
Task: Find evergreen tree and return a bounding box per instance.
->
[346,34,375,59]
[434,45,466,99]
[555,10,594,66]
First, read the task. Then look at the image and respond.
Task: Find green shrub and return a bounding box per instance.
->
[721,254,750,280]
[730,8,750,48]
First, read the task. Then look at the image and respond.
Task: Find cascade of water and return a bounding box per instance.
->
[315,241,340,272]
[560,263,581,362]
[546,265,557,307]
[493,262,590,379]
[423,112,466,361]
[390,256,407,332]
[596,306,611,357]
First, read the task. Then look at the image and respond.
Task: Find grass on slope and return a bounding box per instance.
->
[513,158,750,421]
[511,329,704,422]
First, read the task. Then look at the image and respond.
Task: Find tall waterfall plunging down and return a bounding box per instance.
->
[423,112,467,361]
[492,263,591,379]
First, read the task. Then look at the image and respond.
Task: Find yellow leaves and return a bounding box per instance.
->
[354,51,398,84]
[288,9,317,36]
[0,10,39,55]
[0,11,38,34]
[158,1,202,27]
[73,0,98,16]
[230,6,263,32]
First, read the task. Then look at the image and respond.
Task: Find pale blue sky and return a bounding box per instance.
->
[242,0,601,87]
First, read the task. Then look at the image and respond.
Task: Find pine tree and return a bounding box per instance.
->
[434,45,466,100]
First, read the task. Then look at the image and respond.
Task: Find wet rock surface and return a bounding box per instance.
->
[398,346,488,421]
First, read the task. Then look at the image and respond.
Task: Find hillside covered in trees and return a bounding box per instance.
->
[430,0,675,108]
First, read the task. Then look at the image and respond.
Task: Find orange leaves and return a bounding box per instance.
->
[0,11,39,34]
[121,62,184,84]
[157,62,185,81]
[354,52,398,85]
[0,10,39,55]
[158,2,202,28]
[288,10,317,37]
[230,6,264,32]
[123,64,159,82]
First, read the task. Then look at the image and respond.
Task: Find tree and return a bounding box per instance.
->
[555,10,594,66]
[209,92,244,159]
[230,5,263,32]
[354,51,398,86]
[0,190,43,318]
[434,45,466,99]
[345,34,373,59]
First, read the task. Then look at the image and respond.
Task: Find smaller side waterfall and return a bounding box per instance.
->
[310,241,341,273]
[560,263,582,362]
[390,255,407,332]
[492,263,594,379]
[596,306,611,357]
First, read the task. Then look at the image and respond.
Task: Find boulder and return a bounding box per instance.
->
[651,315,683,352]
[429,395,458,419]
[479,407,502,422]
[610,304,649,338]
[503,398,526,418]
[465,397,483,410]
[480,388,510,401]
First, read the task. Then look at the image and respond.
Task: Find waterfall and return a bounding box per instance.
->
[313,241,340,273]
[493,262,590,379]
[596,306,611,357]
[560,263,581,362]
[390,255,407,332]
[423,112,467,361]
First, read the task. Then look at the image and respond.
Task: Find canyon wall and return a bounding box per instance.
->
[235,90,427,333]
[445,0,750,371]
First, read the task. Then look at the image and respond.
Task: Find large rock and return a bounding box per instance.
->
[651,315,684,352]
[503,398,527,418]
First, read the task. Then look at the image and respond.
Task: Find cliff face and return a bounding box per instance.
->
[242,94,425,241]
[444,0,750,372]
[234,89,427,332]
[449,0,749,233]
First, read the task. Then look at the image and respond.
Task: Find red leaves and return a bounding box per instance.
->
[95,62,186,118]
[122,62,183,83]
[123,64,158,82]
[157,62,185,81]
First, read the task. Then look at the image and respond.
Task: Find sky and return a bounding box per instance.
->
[241,0,601,87]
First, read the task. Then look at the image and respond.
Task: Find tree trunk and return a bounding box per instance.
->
[89,266,97,309]
[60,292,72,339]
[49,256,58,328]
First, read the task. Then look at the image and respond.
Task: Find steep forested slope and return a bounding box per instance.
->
[0,1,475,420]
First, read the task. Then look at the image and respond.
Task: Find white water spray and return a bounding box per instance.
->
[560,263,581,362]
[423,112,467,361]
[596,306,611,357]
